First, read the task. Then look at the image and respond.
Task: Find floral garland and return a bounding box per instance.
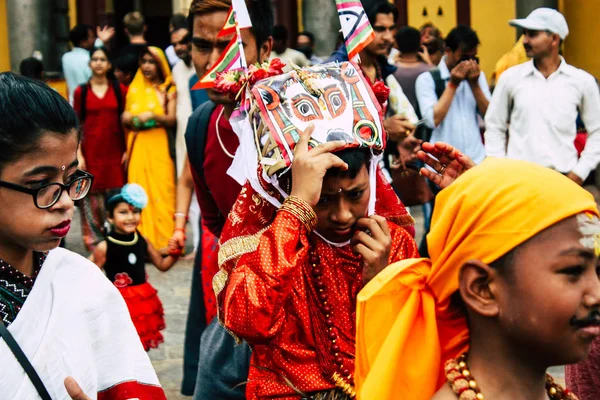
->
[213,58,286,100]
[213,58,390,108]
[370,80,390,107]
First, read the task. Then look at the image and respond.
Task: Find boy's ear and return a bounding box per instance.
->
[458,260,500,318]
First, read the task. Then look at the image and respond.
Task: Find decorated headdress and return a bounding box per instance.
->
[223,61,400,239]
[107,183,148,212]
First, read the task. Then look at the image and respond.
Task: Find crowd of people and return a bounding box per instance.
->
[2,0,600,399]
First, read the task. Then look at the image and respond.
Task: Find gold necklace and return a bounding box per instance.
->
[445,354,578,400]
[216,107,235,159]
[107,232,139,246]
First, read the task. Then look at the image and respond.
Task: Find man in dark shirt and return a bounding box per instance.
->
[117,11,148,65]
[179,0,274,397]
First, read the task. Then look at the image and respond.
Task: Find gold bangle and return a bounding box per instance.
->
[278,196,318,232]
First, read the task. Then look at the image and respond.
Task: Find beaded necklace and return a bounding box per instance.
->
[444,354,578,400]
[107,232,139,246]
[308,250,356,398]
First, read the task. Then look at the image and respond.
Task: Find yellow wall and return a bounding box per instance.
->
[407,0,456,38]
[0,0,10,72]
[470,0,516,81]
[561,0,600,80]
[68,0,77,28]
[406,0,515,82]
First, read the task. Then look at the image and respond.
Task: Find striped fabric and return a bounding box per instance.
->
[335,0,375,61]
[217,6,237,38]
[193,36,243,89]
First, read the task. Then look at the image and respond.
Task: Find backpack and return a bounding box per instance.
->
[77,80,124,123]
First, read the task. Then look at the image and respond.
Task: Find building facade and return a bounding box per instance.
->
[1,0,599,83]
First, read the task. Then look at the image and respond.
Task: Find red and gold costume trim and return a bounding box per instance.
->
[97,380,166,400]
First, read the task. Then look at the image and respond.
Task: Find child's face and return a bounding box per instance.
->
[314,165,370,243]
[108,202,141,235]
[140,54,159,82]
[0,130,79,254]
[89,50,111,77]
[493,215,600,365]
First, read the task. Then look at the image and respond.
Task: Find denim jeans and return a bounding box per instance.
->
[193,319,251,400]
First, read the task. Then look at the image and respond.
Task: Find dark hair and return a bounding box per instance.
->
[103,188,121,217]
[325,148,372,179]
[0,73,79,169]
[19,58,44,80]
[170,13,188,31]
[69,24,94,47]
[89,46,111,61]
[445,25,480,52]
[395,26,421,54]
[419,22,442,39]
[272,25,288,42]
[426,37,444,54]
[367,2,398,25]
[114,53,139,75]
[139,47,165,82]
[298,31,315,45]
[189,0,274,49]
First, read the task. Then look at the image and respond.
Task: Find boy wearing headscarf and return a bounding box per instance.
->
[355,157,600,400]
[215,61,418,399]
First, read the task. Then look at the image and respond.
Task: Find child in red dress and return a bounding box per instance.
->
[90,183,181,350]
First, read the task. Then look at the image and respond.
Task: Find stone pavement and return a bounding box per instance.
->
[64,184,594,397]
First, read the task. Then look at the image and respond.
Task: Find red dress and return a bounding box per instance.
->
[74,83,127,191]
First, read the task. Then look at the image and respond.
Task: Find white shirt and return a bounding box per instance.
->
[171,60,196,176]
[165,45,180,68]
[485,57,600,180]
[61,38,103,103]
[416,56,491,163]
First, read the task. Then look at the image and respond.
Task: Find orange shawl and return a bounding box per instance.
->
[355,158,599,399]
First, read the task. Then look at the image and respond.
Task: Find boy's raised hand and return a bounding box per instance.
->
[290,124,348,207]
[417,141,475,189]
[351,215,392,284]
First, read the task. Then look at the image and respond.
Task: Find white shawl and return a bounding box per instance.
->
[0,248,164,400]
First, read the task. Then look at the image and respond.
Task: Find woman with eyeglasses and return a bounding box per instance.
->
[121,46,177,252]
[0,73,165,399]
[73,46,128,251]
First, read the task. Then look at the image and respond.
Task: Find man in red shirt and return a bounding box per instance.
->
[179,0,273,397]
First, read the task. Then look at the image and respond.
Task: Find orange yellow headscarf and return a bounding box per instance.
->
[490,35,529,87]
[125,46,175,117]
[354,158,599,400]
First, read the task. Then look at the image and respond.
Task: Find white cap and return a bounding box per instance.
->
[509,8,569,39]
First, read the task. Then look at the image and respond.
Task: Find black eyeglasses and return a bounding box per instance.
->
[0,169,94,209]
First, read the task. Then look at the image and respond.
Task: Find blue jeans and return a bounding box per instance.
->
[193,319,251,400]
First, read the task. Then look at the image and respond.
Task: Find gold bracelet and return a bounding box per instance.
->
[278,196,318,232]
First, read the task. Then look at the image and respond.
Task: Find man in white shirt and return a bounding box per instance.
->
[62,24,114,103]
[171,27,196,176]
[415,25,491,164]
[485,8,600,185]
[170,26,201,257]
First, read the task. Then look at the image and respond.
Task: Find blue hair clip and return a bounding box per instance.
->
[121,183,148,209]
